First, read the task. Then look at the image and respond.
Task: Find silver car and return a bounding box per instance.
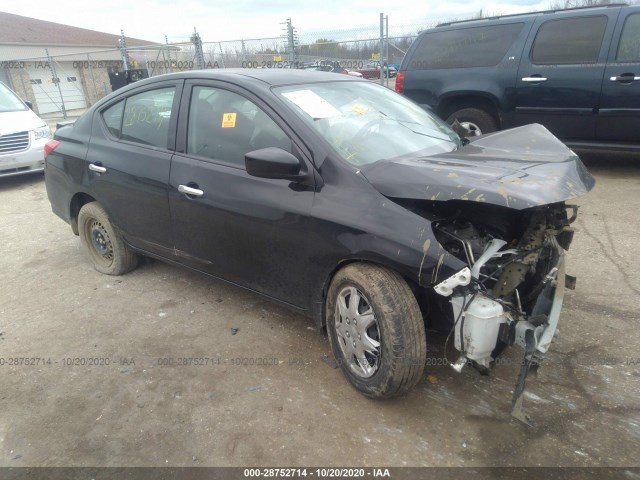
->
[0,82,52,177]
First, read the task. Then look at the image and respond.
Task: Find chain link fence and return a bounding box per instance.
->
[0,14,459,120]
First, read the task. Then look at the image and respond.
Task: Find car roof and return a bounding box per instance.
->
[128,68,361,89]
[434,3,631,29]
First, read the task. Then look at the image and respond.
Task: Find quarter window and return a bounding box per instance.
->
[617,14,640,62]
[408,23,525,70]
[531,16,607,65]
[187,86,292,167]
[102,100,124,138]
[120,87,175,148]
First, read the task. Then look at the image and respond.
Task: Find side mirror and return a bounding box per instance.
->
[245,147,304,180]
[24,100,33,110]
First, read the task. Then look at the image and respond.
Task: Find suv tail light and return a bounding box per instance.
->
[395,71,405,93]
[44,140,60,161]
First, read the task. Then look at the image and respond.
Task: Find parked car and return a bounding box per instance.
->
[396,4,640,150]
[356,61,397,79]
[367,61,397,78]
[44,70,594,420]
[0,81,52,177]
[302,62,348,75]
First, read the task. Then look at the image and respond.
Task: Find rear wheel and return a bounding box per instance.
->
[326,263,427,398]
[446,107,498,136]
[78,202,138,275]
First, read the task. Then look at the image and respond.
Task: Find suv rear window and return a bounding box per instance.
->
[617,13,640,62]
[531,16,607,65]
[408,23,524,70]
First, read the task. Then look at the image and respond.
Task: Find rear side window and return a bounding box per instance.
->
[617,13,640,62]
[531,16,607,65]
[408,23,524,70]
[120,87,175,148]
[102,100,124,137]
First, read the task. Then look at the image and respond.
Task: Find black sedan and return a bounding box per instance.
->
[44,69,594,420]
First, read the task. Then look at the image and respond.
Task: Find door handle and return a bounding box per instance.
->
[610,74,640,82]
[178,184,204,197]
[89,163,106,173]
[522,76,548,82]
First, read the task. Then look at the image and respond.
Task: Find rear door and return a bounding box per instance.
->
[597,9,640,142]
[514,11,617,140]
[87,80,182,257]
[168,81,316,307]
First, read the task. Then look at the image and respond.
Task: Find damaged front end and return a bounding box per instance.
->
[360,124,596,424]
[430,202,577,424]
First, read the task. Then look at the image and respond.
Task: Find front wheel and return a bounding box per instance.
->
[78,202,138,275]
[326,263,427,398]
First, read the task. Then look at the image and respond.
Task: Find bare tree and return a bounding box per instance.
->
[548,0,611,9]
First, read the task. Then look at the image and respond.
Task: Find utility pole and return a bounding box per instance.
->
[118,30,130,72]
[165,35,173,73]
[282,18,297,66]
[191,28,205,70]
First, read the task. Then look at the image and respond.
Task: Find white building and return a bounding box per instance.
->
[0,12,155,115]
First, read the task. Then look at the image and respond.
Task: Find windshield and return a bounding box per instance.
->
[275,81,459,166]
[0,82,28,113]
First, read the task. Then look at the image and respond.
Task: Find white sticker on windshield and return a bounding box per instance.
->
[282,90,342,119]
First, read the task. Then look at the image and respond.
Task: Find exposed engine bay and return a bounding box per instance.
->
[401,199,579,424]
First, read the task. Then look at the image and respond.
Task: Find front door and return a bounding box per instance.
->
[169,82,316,307]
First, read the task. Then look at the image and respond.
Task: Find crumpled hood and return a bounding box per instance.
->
[360,124,595,210]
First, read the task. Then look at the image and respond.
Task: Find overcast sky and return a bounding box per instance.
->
[5,0,567,44]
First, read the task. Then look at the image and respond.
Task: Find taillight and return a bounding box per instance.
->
[395,71,405,94]
[44,140,60,161]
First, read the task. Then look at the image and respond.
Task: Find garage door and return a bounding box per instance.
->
[25,62,87,114]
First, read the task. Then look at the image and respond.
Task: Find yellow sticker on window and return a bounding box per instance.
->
[221,112,237,128]
[351,104,369,115]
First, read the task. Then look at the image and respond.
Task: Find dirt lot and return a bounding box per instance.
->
[0,153,638,468]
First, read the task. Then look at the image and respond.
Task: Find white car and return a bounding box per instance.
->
[0,82,51,177]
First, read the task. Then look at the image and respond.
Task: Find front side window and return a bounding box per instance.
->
[187,86,291,167]
[119,87,175,148]
[408,23,525,70]
[617,13,640,62]
[276,81,459,166]
[531,16,607,65]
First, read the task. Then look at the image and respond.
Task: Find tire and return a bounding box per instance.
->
[445,107,498,136]
[326,263,427,398]
[78,202,138,275]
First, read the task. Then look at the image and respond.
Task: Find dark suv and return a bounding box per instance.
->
[396,4,640,151]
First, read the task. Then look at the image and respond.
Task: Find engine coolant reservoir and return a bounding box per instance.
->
[451,293,507,367]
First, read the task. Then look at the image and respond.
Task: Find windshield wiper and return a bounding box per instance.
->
[395,119,455,143]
